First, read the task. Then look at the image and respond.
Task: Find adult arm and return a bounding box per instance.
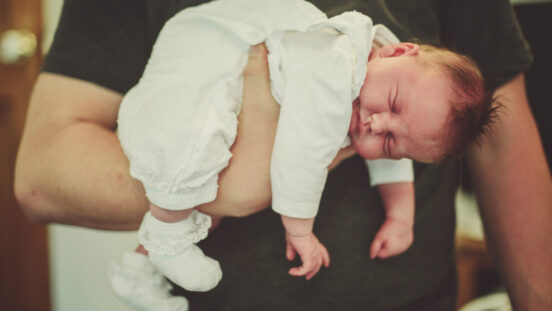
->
[14,73,146,230]
[467,74,552,310]
[14,45,355,229]
[14,45,279,229]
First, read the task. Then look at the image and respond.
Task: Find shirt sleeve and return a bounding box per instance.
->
[41,0,152,94]
[439,0,533,87]
[271,32,355,219]
[365,159,414,186]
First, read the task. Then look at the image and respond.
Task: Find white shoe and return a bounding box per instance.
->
[139,210,223,292]
[109,252,189,311]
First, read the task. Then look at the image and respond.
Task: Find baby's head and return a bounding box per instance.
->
[349,42,496,162]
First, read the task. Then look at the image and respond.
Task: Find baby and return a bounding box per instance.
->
[109,0,495,310]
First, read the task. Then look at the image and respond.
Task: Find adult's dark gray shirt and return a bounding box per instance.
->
[43,0,532,310]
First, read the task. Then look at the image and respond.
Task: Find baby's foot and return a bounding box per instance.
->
[108,252,189,311]
[149,244,222,292]
[369,218,414,259]
[139,210,222,292]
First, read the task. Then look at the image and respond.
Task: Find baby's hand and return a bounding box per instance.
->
[370,218,414,259]
[285,232,330,280]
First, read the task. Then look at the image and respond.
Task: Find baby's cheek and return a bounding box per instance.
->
[353,137,383,160]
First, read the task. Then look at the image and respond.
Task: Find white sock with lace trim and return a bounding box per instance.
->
[138,211,222,292]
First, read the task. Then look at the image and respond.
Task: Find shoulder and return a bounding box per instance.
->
[279,29,356,72]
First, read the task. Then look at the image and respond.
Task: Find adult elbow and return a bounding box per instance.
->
[13,168,52,224]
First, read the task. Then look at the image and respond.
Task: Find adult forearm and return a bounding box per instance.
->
[16,109,277,228]
[467,74,552,310]
[14,74,146,230]
[15,120,149,230]
[15,48,282,229]
[14,46,354,230]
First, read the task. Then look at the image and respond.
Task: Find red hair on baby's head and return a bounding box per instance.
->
[417,44,499,157]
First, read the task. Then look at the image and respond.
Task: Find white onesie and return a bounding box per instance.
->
[117,0,413,217]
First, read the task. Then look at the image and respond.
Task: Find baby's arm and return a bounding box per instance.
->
[365,159,415,259]
[281,216,330,280]
[370,182,415,259]
[269,31,356,279]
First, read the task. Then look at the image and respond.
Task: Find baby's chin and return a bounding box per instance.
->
[350,137,378,160]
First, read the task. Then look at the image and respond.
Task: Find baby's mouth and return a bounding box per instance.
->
[350,100,372,138]
[359,121,370,137]
[357,112,372,137]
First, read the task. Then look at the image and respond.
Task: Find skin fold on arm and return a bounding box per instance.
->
[14,44,354,230]
[467,74,552,310]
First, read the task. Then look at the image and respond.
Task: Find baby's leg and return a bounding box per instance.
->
[138,204,222,292]
[370,182,415,259]
[116,13,250,294]
[109,209,222,311]
[150,203,194,223]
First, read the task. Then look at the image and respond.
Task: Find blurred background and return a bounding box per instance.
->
[1,0,550,310]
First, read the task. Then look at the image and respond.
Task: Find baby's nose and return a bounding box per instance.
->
[370,113,384,134]
[360,109,372,125]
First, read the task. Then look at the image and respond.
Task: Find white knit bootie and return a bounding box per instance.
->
[138,210,222,292]
[108,252,189,311]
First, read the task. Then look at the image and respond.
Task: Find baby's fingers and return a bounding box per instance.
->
[306,245,330,280]
[370,237,384,259]
[286,243,296,261]
[305,257,322,280]
[322,245,330,267]
[375,243,394,259]
[289,260,313,277]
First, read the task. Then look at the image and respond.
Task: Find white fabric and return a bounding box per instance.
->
[118,0,413,217]
[149,246,222,292]
[337,24,414,190]
[363,24,414,189]
[268,13,370,218]
[108,252,189,311]
[365,158,414,186]
[138,211,211,256]
[269,12,415,217]
[138,211,222,292]
[118,0,326,211]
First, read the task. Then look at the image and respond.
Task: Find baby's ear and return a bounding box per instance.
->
[378,43,419,58]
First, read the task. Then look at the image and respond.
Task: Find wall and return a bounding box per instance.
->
[42,0,61,53]
[49,227,136,311]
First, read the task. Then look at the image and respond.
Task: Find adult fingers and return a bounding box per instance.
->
[327,145,357,170]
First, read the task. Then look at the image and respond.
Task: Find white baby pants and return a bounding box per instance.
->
[118,15,251,211]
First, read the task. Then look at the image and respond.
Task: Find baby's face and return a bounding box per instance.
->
[349,48,452,163]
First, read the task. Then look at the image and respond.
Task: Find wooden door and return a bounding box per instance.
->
[0,0,50,310]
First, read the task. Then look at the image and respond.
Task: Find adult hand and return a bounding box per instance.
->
[328,145,356,170]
